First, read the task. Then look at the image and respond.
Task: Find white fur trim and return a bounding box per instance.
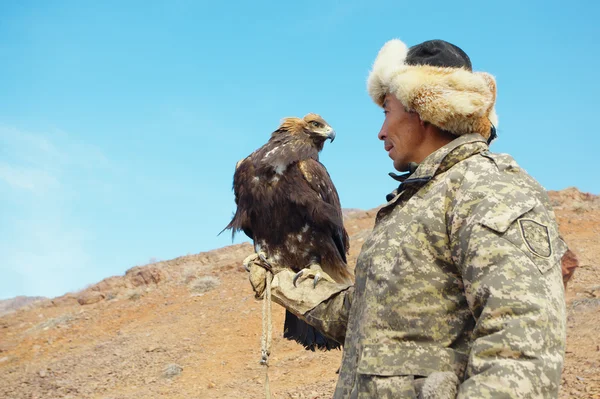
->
[367,39,409,106]
[367,39,499,138]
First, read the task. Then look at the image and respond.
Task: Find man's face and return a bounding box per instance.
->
[377,93,425,172]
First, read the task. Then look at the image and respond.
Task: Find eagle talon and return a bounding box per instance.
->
[242,253,257,272]
[258,252,271,269]
[242,252,270,272]
[293,270,304,287]
[293,265,335,288]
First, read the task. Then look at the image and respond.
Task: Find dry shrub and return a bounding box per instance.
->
[188,276,220,294]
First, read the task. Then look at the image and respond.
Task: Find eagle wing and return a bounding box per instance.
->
[224,155,255,240]
[296,158,349,262]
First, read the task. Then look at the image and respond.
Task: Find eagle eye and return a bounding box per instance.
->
[310,121,322,128]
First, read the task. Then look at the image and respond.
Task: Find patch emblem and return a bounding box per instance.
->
[518,218,552,258]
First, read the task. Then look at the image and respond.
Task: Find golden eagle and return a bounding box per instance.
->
[223,113,353,350]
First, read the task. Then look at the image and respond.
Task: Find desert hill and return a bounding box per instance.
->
[0,297,47,317]
[1,188,599,398]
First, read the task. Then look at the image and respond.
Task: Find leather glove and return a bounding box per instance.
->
[243,252,286,299]
[243,253,268,299]
[247,261,269,299]
[243,252,352,316]
[271,269,352,316]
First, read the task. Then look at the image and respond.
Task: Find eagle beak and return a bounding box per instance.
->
[326,128,336,143]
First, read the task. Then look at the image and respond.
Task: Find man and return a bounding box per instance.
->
[247,39,567,398]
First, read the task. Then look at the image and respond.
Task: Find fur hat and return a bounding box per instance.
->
[367,39,498,139]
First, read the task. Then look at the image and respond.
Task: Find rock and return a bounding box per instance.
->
[127,266,164,287]
[77,291,105,306]
[51,294,79,307]
[38,370,47,378]
[146,346,166,353]
[162,363,183,378]
[0,343,13,353]
[585,285,600,298]
[90,276,128,292]
[562,248,579,288]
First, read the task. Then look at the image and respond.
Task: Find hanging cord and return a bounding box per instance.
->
[260,270,273,399]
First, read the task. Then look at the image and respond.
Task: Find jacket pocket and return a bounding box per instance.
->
[479,194,565,275]
[357,342,467,378]
[353,374,416,399]
[354,343,466,398]
[478,192,536,234]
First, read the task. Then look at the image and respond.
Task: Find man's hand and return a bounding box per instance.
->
[415,372,459,399]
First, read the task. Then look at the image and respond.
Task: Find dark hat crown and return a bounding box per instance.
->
[406,40,472,71]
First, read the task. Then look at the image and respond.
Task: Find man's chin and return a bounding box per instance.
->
[393,161,410,172]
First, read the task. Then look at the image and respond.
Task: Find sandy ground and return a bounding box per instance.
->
[0,189,598,399]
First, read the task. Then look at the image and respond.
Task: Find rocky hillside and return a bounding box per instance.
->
[0,297,47,317]
[0,188,599,399]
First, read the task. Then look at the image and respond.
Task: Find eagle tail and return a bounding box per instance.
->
[283,310,341,351]
[219,210,253,241]
[217,221,237,243]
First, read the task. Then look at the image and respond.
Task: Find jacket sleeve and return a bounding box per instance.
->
[270,269,354,344]
[302,286,354,344]
[453,198,567,398]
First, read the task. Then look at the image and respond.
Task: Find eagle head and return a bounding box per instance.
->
[302,113,336,143]
[276,113,336,151]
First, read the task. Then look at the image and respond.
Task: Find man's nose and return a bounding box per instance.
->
[378,124,386,141]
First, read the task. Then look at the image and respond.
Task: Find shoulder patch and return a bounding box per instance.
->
[518,218,552,258]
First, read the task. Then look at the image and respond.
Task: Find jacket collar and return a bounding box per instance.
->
[384,134,488,203]
[391,133,488,184]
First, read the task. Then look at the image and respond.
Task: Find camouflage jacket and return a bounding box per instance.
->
[301,133,567,398]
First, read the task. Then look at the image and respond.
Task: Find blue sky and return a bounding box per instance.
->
[1,0,598,299]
